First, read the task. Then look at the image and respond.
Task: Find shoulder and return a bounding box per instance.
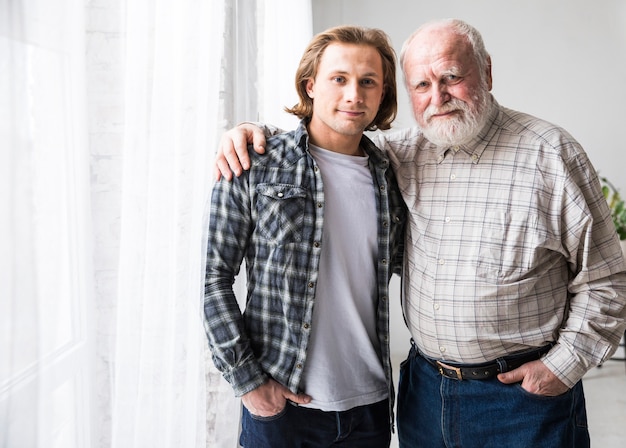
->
[369,127,427,162]
[498,106,579,148]
[496,105,586,163]
[250,130,307,168]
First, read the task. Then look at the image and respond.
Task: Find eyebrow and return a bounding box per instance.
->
[443,66,462,76]
[329,69,382,77]
[408,65,463,85]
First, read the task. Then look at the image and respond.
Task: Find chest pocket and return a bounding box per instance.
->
[476,210,545,281]
[255,184,307,244]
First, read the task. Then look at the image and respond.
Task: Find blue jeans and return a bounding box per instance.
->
[240,399,391,447]
[397,344,590,448]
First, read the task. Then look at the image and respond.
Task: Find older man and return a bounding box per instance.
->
[215,18,626,448]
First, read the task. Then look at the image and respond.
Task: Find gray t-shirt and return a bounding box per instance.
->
[300,144,387,412]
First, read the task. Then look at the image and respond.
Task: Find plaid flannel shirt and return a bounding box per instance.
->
[204,120,406,413]
[378,97,626,387]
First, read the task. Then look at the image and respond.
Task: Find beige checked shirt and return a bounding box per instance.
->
[376,97,626,387]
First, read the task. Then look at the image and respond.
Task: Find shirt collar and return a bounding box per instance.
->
[295,118,390,168]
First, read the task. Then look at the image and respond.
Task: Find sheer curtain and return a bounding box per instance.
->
[1,0,94,447]
[1,0,312,446]
[109,0,219,446]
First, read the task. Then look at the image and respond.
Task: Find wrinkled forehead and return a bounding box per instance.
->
[404,30,475,79]
[409,27,470,64]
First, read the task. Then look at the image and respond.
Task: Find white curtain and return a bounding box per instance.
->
[1,0,94,447]
[109,0,219,446]
[258,0,313,130]
[1,0,312,447]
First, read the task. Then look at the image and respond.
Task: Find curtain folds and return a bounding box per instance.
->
[258,0,313,129]
[111,0,221,446]
[1,1,94,447]
[2,0,313,446]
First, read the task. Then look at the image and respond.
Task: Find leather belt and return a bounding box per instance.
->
[421,343,554,381]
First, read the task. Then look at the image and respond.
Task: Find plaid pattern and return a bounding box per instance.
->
[204,120,406,399]
[377,97,626,387]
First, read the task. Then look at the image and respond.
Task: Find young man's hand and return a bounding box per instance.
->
[241,378,312,417]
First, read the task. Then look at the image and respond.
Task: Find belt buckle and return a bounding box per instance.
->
[436,360,463,380]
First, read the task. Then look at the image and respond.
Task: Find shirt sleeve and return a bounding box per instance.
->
[203,174,268,396]
[247,121,283,138]
[543,149,626,386]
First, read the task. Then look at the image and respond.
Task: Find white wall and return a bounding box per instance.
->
[312,0,626,355]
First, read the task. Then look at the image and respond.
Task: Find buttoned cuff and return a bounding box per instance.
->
[223,359,268,397]
[541,342,589,388]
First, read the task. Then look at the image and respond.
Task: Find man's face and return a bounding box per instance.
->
[306,42,385,152]
[403,26,492,147]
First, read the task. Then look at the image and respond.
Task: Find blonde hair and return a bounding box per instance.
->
[285,25,397,131]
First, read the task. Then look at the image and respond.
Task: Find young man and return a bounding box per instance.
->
[203,25,405,447]
[214,18,626,448]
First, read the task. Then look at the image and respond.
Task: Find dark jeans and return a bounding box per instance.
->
[397,344,590,448]
[240,398,391,447]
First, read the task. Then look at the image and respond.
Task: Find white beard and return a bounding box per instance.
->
[420,89,491,148]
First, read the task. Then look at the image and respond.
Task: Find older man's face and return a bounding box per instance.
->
[403,26,492,147]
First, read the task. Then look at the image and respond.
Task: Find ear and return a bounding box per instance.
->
[305,78,315,98]
[485,56,493,91]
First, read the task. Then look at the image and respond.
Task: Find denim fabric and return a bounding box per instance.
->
[240,399,391,448]
[397,345,590,448]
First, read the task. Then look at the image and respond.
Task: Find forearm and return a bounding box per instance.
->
[204,276,268,396]
[544,272,626,386]
[203,177,267,395]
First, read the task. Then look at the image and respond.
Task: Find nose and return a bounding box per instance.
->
[345,80,363,103]
[430,84,450,106]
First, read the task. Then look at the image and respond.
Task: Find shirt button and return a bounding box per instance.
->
[317,202,322,208]
[277,192,284,198]
[308,282,314,289]
[381,258,388,265]
[444,217,451,223]
[434,303,440,310]
[303,323,310,330]
[380,185,386,191]
[296,363,303,369]
[450,173,456,180]
[383,220,389,228]
[439,346,446,353]
[438,258,445,265]
[313,241,320,248]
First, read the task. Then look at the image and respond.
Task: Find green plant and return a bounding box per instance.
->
[601,176,626,240]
